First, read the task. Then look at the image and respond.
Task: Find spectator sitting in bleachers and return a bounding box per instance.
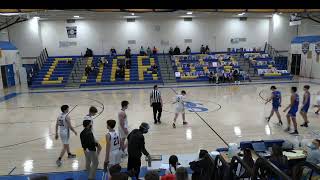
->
[151,64,158,74]
[153,46,157,55]
[110,47,117,58]
[186,46,191,55]
[126,59,131,69]
[166,155,181,175]
[125,47,131,59]
[85,65,92,76]
[269,145,289,172]
[147,47,152,57]
[205,45,210,54]
[169,47,174,56]
[174,46,181,55]
[84,48,93,57]
[305,139,320,165]
[200,45,205,54]
[140,46,146,56]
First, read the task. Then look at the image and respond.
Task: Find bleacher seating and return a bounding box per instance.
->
[172,54,240,82]
[30,58,75,88]
[80,55,162,87]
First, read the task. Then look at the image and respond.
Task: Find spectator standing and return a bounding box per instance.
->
[146,47,152,57]
[80,120,100,180]
[110,47,117,58]
[127,123,151,179]
[152,46,158,55]
[84,48,93,57]
[208,72,214,83]
[150,85,163,124]
[125,47,131,59]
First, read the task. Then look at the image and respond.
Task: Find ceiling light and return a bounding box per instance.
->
[33,16,40,19]
[73,15,80,18]
[187,12,193,15]
[131,13,135,16]
[238,12,245,16]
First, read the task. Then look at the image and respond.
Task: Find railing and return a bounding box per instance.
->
[230,156,254,179]
[292,161,320,180]
[252,157,291,180]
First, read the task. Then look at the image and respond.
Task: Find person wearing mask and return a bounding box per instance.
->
[152,46,158,55]
[283,87,300,134]
[300,85,311,127]
[80,120,101,180]
[146,47,152,57]
[305,139,320,164]
[127,123,151,179]
[176,167,188,180]
[269,145,288,172]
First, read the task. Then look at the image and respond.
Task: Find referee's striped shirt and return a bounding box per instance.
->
[150,89,162,104]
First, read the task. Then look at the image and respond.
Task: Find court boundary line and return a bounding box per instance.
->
[7,167,16,175]
[170,88,229,147]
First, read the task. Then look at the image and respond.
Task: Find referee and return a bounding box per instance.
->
[150,85,163,124]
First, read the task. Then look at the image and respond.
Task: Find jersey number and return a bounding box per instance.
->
[58,119,64,126]
[113,136,120,146]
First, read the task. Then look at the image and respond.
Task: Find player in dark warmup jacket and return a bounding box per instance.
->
[265,86,283,125]
[283,87,299,134]
[300,85,311,127]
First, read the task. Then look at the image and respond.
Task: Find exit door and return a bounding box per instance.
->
[291,54,301,76]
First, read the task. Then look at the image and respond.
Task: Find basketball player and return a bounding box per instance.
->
[172,90,188,128]
[283,87,299,134]
[104,120,121,171]
[265,86,283,125]
[118,101,129,154]
[55,105,77,167]
[300,85,311,127]
[314,91,320,114]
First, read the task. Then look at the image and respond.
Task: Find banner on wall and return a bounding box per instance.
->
[66,26,77,38]
[315,42,320,54]
[302,42,310,54]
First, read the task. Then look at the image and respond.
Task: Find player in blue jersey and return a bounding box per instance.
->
[283,87,299,134]
[300,85,311,127]
[265,86,283,126]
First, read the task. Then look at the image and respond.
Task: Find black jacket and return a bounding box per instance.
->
[127,129,149,159]
[80,128,97,151]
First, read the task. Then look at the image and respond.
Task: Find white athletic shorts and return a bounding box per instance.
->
[60,130,70,145]
[118,128,128,139]
[175,106,185,113]
[109,150,122,166]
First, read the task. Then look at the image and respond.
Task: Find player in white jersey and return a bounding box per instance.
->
[314,91,320,114]
[104,119,122,172]
[118,100,129,154]
[172,90,188,128]
[55,105,77,167]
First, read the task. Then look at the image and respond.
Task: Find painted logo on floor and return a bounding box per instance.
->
[185,101,208,112]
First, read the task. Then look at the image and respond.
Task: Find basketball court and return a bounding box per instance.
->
[0,80,319,176]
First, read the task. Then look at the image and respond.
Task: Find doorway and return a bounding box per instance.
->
[291,54,301,76]
[1,66,8,88]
